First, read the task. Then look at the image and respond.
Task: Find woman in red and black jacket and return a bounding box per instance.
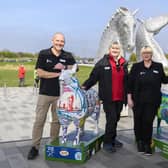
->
[82,41,128,153]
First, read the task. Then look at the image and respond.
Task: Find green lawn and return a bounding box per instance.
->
[76,65,92,84]
[0,62,93,87]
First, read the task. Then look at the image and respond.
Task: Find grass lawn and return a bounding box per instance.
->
[0,62,93,87]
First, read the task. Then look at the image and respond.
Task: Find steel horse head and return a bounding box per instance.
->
[95,7,138,62]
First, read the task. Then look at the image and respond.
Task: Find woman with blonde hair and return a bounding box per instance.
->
[128,46,168,155]
[82,41,128,153]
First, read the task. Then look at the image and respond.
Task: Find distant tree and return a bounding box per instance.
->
[17,52,35,58]
[87,58,94,62]
[0,51,17,58]
[165,53,168,59]
[0,50,37,59]
[129,53,137,62]
[74,56,81,60]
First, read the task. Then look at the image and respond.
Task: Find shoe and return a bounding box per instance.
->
[103,143,116,153]
[137,141,145,153]
[111,146,117,152]
[113,139,123,148]
[144,145,152,156]
[27,146,39,160]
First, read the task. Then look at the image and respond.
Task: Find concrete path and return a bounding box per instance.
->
[0,87,133,142]
[0,87,168,168]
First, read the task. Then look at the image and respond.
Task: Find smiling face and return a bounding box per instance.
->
[52,33,65,52]
[141,46,153,62]
[109,43,121,59]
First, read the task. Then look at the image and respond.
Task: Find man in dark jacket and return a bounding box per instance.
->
[82,42,128,153]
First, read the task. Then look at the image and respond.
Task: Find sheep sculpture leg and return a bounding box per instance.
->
[61,125,68,144]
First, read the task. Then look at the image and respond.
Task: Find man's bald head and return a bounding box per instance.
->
[52,32,65,43]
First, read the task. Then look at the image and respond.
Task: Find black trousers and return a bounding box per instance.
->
[133,103,158,145]
[103,101,123,144]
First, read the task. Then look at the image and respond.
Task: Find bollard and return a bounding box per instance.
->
[3,82,7,97]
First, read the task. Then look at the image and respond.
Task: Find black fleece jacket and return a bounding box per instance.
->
[82,54,128,104]
[128,61,168,107]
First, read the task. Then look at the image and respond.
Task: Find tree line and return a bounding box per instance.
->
[0,50,38,59]
[0,50,168,63]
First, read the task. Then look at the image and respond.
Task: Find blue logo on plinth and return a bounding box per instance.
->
[46,145,82,160]
[74,152,82,160]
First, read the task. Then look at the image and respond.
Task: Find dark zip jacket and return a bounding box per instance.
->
[82,54,128,104]
[128,61,168,107]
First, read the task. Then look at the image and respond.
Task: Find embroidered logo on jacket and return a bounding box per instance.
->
[104,66,110,70]
[140,71,145,75]
[60,59,66,63]
[46,59,52,63]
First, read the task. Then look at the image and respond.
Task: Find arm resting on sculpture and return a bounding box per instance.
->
[54,63,78,71]
[82,65,99,90]
[37,68,60,79]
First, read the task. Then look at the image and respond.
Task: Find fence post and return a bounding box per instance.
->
[3,82,7,97]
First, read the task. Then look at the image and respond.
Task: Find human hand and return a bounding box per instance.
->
[53,72,61,78]
[81,86,86,90]
[54,63,65,70]
[127,96,134,108]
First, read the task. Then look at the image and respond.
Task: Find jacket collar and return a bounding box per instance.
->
[105,54,125,65]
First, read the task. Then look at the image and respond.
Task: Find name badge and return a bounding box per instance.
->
[153,70,159,74]
[46,59,52,63]
[104,66,110,70]
[60,59,66,63]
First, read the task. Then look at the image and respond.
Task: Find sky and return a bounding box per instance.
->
[0,0,168,58]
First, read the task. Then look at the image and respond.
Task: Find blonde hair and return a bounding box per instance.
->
[108,41,120,50]
[108,41,121,58]
[140,46,153,55]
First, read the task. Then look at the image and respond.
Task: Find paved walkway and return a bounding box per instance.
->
[0,87,133,142]
[0,87,168,168]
